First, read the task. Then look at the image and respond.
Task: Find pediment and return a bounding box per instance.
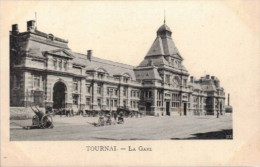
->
[44,49,74,59]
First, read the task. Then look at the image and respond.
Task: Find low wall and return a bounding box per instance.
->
[10,107,45,120]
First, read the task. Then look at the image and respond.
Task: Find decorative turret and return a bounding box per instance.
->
[144,22,181,58]
[137,19,188,76]
[157,23,172,38]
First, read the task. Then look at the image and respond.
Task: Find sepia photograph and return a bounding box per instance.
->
[1,0,260,166]
[9,10,232,141]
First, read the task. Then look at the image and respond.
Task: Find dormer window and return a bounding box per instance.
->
[123,77,129,83]
[48,34,54,41]
[98,73,104,79]
[64,60,68,71]
[59,60,62,70]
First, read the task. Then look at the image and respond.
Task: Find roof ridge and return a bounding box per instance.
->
[72,51,135,69]
[92,57,134,69]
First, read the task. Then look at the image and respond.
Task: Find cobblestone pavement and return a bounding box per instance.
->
[10,115,232,140]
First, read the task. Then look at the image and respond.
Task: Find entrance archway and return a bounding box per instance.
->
[53,82,67,109]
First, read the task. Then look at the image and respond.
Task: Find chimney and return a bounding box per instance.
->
[190,76,194,83]
[228,93,230,106]
[211,76,215,80]
[87,50,92,61]
[12,24,19,34]
[206,75,210,79]
[27,20,36,31]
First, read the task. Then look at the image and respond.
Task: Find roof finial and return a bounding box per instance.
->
[35,12,37,30]
[164,10,166,24]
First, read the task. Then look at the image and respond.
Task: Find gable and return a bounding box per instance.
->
[44,49,74,59]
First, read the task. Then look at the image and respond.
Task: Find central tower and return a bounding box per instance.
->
[134,21,190,116]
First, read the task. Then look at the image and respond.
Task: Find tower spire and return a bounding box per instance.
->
[164,10,166,24]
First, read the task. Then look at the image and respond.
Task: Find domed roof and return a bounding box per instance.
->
[157,24,172,33]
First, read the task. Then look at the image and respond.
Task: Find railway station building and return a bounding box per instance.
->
[10,20,226,116]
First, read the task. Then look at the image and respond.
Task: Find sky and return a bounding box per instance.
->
[1,1,259,111]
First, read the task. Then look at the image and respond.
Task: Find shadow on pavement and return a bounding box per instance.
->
[171,129,233,140]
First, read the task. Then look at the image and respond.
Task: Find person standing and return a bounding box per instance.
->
[114,111,117,121]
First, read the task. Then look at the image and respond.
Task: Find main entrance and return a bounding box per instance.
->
[53,82,67,109]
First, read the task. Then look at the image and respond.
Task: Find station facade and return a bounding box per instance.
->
[10,20,225,116]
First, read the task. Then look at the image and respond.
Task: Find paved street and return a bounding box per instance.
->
[10,115,232,141]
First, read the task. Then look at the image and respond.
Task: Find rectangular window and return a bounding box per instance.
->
[130,101,133,108]
[59,60,62,70]
[110,100,113,107]
[97,86,102,95]
[86,97,91,106]
[86,85,91,94]
[148,91,152,98]
[53,58,57,69]
[123,88,127,96]
[158,92,162,100]
[107,88,110,95]
[133,91,136,97]
[115,89,118,96]
[73,82,78,91]
[158,101,161,106]
[64,61,68,71]
[73,95,78,105]
[183,79,187,87]
[97,98,101,107]
[106,99,109,106]
[114,100,118,107]
[34,75,41,88]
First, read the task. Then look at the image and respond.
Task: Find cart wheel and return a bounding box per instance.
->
[41,114,53,129]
